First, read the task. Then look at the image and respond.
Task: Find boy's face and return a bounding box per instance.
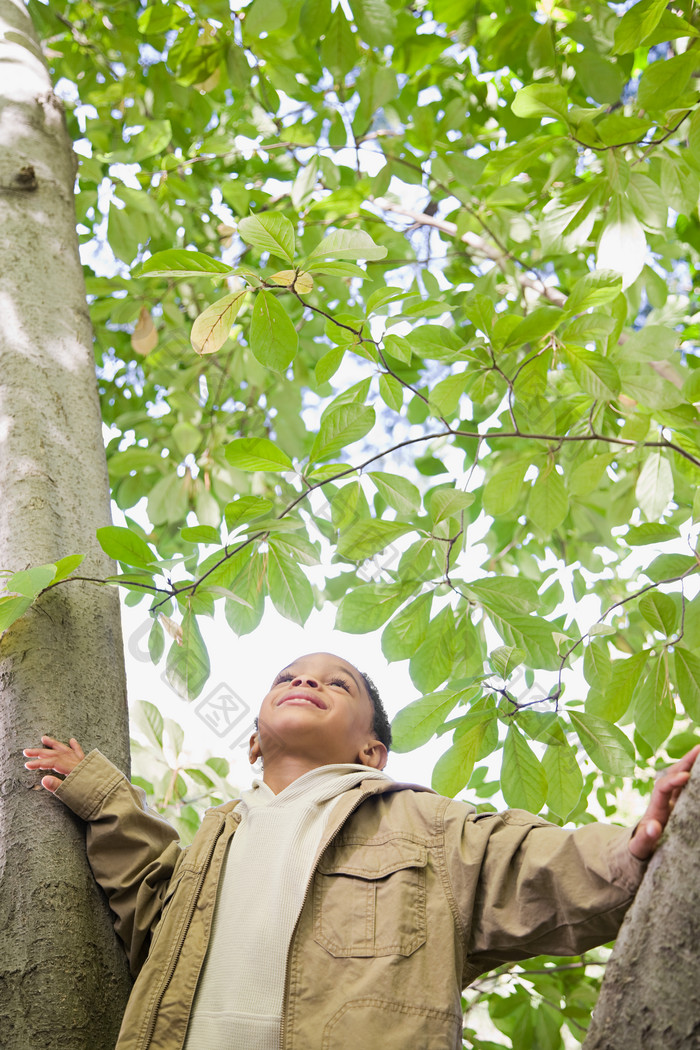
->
[250,652,387,770]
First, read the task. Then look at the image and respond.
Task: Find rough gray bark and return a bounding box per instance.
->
[584,762,700,1050]
[0,1,132,1046]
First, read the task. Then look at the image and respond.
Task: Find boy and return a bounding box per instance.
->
[24,651,699,1050]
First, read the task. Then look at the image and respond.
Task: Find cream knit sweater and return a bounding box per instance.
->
[182,763,390,1050]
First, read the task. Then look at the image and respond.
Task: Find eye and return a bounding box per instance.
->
[273,672,293,686]
[329,676,351,692]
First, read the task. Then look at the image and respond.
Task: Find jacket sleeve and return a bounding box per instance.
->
[443,804,648,973]
[54,748,184,975]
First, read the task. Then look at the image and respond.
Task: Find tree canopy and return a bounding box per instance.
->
[6,0,700,1042]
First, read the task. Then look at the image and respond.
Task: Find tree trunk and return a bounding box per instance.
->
[584,762,700,1049]
[0,0,132,1045]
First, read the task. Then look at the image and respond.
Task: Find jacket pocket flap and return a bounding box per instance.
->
[318,840,427,879]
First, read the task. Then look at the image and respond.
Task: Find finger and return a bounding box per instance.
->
[629,819,663,860]
[69,738,85,761]
[40,735,70,750]
[41,775,61,792]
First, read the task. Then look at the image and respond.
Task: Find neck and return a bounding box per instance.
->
[261,755,363,795]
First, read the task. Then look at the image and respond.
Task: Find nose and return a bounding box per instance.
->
[292,674,319,688]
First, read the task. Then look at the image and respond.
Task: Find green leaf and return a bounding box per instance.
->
[307,229,387,263]
[336,583,413,633]
[206,756,230,777]
[489,646,525,678]
[511,83,569,123]
[543,736,584,821]
[165,613,211,700]
[673,647,700,723]
[5,564,57,597]
[224,555,266,636]
[225,496,274,529]
[527,469,569,533]
[337,519,414,560]
[135,250,233,278]
[645,553,698,582]
[309,404,375,462]
[109,119,172,162]
[639,591,677,635]
[381,592,432,661]
[569,454,613,497]
[164,717,185,757]
[626,523,680,546]
[353,0,397,46]
[428,371,468,416]
[564,270,623,316]
[565,347,620,399]
[249,290,299,370]
[225,438,293,472]
[0,595,33,631]
[583,640,612,689]
[586,650,649,722]
[482,460,527,516]
[52,554,85,583]
[504,306,563,348]
[133,699,164,748]
[315,344,346,383]
[148,617,165,664]
[634,658,675,751]
[267,542,314,625]
[569,711,635,776]
[191,291,247,355]
[180,525,221,545]
[238,213,295,263]
[501,724,548,811]
[96,526,156,568]
[615,325,676,362]
[466,577,539,616]
[147,475,188,526]
[379,373,404,411]
[612,0,668,54]
[320,6,356,77]
[369,472,421,515]
[391,689,461,752]
[637,50,696,111]
[635,453,673,520]
[431,721,492,797]
[410,606,458,692]
[429,488,474,524]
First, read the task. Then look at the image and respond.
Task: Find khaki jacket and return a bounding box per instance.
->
[56,750,646,1050]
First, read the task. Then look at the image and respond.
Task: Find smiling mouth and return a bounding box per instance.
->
[279,693,326,710]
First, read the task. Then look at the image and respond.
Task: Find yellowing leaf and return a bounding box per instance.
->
[131,306,158,355]
[190,291,247,355]
[269,270,314,293]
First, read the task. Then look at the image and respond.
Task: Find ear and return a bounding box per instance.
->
[249,732,262,766]
[357,739,388,771]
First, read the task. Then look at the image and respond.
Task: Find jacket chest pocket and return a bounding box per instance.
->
[312,840,427,958]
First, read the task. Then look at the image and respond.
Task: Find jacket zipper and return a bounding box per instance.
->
[278,786,385,1050]
[138,815,229,1050]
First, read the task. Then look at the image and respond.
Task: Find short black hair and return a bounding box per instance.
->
[360,671,392,752]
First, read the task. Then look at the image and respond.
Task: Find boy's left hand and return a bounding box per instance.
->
[629,744,700,860]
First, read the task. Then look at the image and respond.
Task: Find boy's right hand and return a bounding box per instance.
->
[23,736,86,792]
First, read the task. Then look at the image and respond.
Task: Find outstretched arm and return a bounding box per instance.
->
[24,737,182,975]
[628,744,700,860]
